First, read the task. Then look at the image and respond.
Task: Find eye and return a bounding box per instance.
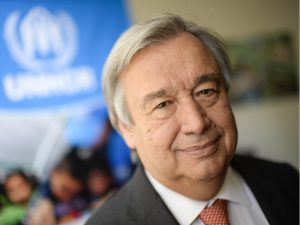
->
[155,101,171,109]
[193,87,219,106]
[196,88,217,97]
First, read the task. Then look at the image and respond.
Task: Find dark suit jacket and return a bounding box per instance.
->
[85,155,299,225]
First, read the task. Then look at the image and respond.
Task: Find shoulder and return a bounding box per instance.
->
[232,154,299,205]
[232,154,299,180]
[231,154,299,223]
[85,163,177,225]
[85,164,156,225]
[85,178,134,225]
[231,154,299,198]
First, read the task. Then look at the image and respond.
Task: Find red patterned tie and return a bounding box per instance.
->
[199,199,229,225]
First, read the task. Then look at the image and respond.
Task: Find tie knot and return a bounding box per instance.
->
[199,199,229,225]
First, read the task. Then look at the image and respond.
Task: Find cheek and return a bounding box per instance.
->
[209,98,234,126]
[135,118,179,167]
[143,118,179,149]
[8,192,17,202]
[209,103,237,148]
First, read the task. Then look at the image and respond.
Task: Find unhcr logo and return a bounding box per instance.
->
[4,6,77,71]
[2,7,97,101]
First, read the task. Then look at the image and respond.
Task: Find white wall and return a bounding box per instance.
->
[128,0,298,57]
[233,96,298,169]
[128,0,299,168]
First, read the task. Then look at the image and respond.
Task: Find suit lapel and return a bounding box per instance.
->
[127,164,179,225]
[146,199,180,225]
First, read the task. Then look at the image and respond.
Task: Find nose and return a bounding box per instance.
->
[178,99,210,135]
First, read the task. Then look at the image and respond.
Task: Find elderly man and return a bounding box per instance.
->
[86,14,298,225]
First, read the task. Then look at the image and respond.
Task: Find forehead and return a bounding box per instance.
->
[130,32,217,70]
[120,32,220,99]
[6,174,26,185]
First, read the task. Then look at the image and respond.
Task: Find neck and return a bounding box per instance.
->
[154,170,227,201]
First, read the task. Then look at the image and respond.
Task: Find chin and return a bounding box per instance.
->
[192,153,230,182]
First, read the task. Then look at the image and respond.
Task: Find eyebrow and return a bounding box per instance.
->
[142,89,167,108]
[194,73,221,86]
[141,73,221,108]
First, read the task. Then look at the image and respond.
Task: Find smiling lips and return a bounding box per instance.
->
[178,136,220,158]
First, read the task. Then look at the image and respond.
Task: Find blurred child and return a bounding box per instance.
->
[90,117,135,187]
[0,170,37,225]
[86,153,116,209]
[27,148,89,225]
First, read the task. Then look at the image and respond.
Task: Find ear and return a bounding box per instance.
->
[118,121,137,149]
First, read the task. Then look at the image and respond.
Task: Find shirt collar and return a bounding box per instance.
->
[217,167,250,206]
[145,167,250,225]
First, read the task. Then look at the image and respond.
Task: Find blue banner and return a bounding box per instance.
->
[0,0,130,113]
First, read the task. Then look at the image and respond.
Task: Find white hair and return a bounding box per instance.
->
[102,14,231,131]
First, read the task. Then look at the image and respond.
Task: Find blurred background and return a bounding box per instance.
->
[0,0,298,224]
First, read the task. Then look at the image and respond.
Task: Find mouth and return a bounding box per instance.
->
[177,136,220,159]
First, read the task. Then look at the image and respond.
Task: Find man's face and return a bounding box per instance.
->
[119,32,237,191]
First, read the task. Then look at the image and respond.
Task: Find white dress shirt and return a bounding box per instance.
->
[146,167,269,225]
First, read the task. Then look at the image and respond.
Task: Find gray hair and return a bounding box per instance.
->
[102,14,231,131]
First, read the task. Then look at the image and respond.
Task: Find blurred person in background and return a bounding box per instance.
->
[86,152,116,209]
[86,14,299,225]
[0,170,37,225]
[89,117,135,187]
[27,148,89,225]
[67,110,134,187]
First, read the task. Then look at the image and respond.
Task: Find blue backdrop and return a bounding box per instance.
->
[0,0,130,113]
